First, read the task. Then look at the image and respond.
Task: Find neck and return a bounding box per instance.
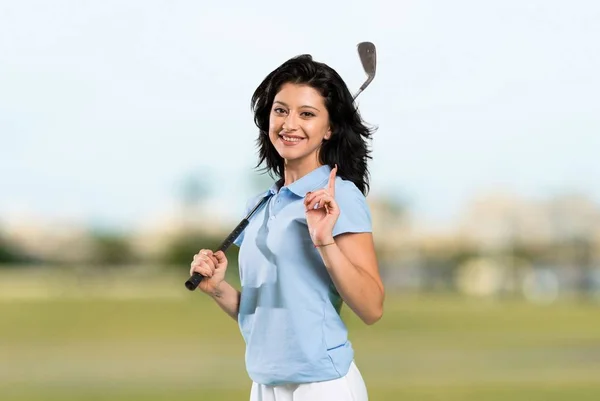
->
[282,154,322,187]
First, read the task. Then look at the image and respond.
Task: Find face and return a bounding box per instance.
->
[269,82,332,167]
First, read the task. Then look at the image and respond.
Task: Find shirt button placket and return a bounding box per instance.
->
[270,195,277,220]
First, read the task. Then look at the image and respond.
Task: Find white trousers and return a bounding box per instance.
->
[249,361,368,401]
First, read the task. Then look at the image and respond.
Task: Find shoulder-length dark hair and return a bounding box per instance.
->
[250,54,376,196]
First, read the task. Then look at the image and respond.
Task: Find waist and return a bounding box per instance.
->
[245,341,354,386]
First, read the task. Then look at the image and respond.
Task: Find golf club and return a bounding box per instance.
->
[185,42,378,291]
[184,195,272,291]
[353,42,377,100]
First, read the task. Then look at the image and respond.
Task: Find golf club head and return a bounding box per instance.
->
[354,42,377,99]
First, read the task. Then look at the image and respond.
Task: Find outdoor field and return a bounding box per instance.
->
[1,271,600,401]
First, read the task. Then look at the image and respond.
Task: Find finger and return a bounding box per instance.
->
[195,253,217,270]
[318,195,338,214]
[190,259,211,276]
[192,264,213,278]
[213,251,226,264]
[190,264,209,277]
[194,249,212,260]
[321,195,338,214]
[306,193,335,211]
[307,194,329,210]
[205,255,217,269]
[325,197,338,214]
[192,260,214,277]
[190,261,207,277]
[193,254,214,267]
[204,259,216,275]
[304,189,330,206]
[328,164,338,197]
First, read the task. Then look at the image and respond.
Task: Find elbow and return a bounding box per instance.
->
[362,302,384,325]
[362,280,385,325]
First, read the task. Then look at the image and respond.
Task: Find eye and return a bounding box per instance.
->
[273,107,287,115]
[301,111,315,117]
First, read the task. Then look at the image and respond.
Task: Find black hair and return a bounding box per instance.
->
[250,54,376,196]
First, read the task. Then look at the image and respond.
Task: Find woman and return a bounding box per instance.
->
[190,54,385,401]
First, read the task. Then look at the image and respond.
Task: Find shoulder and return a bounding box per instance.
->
[331,177,369,212]
[334,177,365,199]
[243,189,273,212]
[331,177,372,236]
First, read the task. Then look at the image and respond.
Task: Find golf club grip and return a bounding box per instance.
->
[184,219,250,291]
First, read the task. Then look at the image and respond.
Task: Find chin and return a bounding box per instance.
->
[275,145,301,158]
[278,151,303,162]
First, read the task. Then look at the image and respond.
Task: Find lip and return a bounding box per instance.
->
[279,133,305,139]
[278,133,305,146]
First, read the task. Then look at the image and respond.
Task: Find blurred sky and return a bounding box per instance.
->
[1,0,599,231]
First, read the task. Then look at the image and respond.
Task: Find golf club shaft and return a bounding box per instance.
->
[353,88,364,100]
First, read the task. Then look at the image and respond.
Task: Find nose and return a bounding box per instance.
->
[282,112,299,131]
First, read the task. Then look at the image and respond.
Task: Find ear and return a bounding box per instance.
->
[324,126,332,140]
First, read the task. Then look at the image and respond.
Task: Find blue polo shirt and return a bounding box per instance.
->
[233,164,372,385]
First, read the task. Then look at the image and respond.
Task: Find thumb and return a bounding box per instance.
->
[213,250,227,264]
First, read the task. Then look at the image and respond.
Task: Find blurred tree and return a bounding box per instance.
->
[89,231,136,266]
[0,235,30,265]
[0,242,19,264]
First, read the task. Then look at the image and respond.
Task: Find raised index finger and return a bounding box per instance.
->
[328,164,338,197]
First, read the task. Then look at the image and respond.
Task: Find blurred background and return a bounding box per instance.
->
[1,1,599,400]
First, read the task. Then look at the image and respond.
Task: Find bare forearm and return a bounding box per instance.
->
[317,243,384,324]
[209,281,240,321]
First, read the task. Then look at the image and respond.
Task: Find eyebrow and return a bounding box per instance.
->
[273,101,320,112]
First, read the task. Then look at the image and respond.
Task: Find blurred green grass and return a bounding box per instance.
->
[1,273,600,400]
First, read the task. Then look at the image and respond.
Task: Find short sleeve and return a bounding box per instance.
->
[332,181,372,237]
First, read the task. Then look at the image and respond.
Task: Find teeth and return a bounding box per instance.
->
[282,135,302,142]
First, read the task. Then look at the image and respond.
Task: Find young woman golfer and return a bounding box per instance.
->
[189,54,385,401]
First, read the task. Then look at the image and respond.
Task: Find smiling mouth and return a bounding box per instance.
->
[279,134,305,143]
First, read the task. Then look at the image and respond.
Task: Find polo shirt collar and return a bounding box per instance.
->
[268,164,331,198]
